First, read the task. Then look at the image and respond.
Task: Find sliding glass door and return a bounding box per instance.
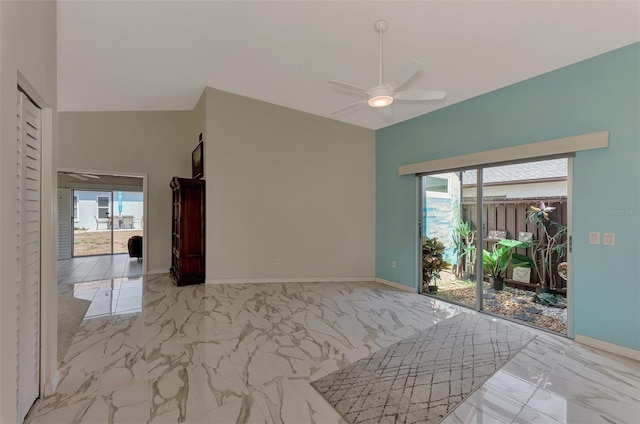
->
[72,190,144,257]
[420,158,570,335]
[73,190,114,256]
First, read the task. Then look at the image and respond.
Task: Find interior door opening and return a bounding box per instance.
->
[56,173,144,260]
[420,157,570,336]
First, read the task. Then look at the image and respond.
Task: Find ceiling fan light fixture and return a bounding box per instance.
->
[368,95,393,108]
[368,86,394,108]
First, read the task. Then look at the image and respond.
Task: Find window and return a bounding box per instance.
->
[73,195,79,222]
[97,195,110,218]
[425,175,451,198]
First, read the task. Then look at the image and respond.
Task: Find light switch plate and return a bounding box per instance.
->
[603,233,615,246]
[589,232,600,244]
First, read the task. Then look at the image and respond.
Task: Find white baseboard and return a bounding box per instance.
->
[146,268,169,275]
[375,278,417,293]
[44,370,60,397]
[206,276,375,285]
[575,334,640,361]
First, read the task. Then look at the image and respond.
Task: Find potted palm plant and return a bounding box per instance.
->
[482,239,532,291]
[422,236,451,293]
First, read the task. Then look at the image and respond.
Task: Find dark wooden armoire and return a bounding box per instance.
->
[170,177,205,286]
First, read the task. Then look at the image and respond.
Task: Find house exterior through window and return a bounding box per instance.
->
[73,195,79,222]
[425,175,451,198]
[97,195,110,218]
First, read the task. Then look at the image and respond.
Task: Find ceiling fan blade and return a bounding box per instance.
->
[80,174,100,179]
[328,80,368,96]
[390,61,421,91]
[395,90,447,101]
[378,106,393,123]
[68,173,88,181]
[333,101,366,115]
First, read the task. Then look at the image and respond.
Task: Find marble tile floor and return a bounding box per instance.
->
[27,275,640,424]
[57,275,145,367]
[58,254,143,285]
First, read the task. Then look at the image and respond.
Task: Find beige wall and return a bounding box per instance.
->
[0,1,58,421]
[58,112,194,272]
[192,91,207,179]
[202,88,375,281]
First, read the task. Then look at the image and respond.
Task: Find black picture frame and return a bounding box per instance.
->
[192,141,203,179]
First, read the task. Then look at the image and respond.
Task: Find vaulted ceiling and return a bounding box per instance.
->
[58,1,640,130]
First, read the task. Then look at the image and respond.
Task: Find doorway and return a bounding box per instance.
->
[57,173,144,261]
[420,158,570,335]
[55,172,146,364]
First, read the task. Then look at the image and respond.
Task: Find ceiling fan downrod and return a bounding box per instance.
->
[374,20,388,87]
[368,20,394,108]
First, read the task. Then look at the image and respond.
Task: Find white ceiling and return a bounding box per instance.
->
[58,1,640,130]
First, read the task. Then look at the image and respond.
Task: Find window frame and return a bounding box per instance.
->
[73,195,79,222]
[97,195,110,219]
[425,175,452,199]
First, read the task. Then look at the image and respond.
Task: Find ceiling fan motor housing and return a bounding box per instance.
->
[368,86,394,107]
[373,19,389,34]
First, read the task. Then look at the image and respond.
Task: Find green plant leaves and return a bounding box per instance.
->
[422,236,451,284]
[511,253,534,268]
[533,292,558,306]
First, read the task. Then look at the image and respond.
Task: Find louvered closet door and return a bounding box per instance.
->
[17,91,41,422]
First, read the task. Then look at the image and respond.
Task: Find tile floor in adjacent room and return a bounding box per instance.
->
[58,254,143,285]
[27,275,640,424]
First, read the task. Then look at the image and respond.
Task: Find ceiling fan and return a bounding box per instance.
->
[329,19,446,122]
[61,172,101,181]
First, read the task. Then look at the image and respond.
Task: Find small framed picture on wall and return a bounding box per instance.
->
[192,137,203,179]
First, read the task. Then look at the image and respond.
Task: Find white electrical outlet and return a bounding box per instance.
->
[391,260,397,268]
[589,232,600,244]
[603,233,615,246]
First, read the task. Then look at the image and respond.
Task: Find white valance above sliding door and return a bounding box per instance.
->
[398,131,609,176]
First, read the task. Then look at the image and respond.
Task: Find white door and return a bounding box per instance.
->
[17,90,41,421]
[57,188,72,259]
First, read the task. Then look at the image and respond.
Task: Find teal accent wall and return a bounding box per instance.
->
[376,43,640,350]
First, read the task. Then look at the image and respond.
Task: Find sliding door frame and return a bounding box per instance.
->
[475,168,484,312]
[71,189,114,257]
[418,157,573,337]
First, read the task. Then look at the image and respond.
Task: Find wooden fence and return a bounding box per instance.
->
[461,196,568,291]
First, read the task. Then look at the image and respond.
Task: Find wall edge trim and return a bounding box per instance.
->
[43,370,60,397]
[206,277,375,285]
[146,268,169,275]
[375,277,417,293]
[575,334,640,361]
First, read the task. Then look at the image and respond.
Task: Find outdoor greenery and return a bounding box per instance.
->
[526,202,568,290]
[532,292,562,306]
[452,220,476,278]
[424,197,569,334]
[422,236,451,290]
[482,239,532,290]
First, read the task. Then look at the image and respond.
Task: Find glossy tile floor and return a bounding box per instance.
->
[56,254,144,363]
[28,275,640,423]
[58,254,143,285]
